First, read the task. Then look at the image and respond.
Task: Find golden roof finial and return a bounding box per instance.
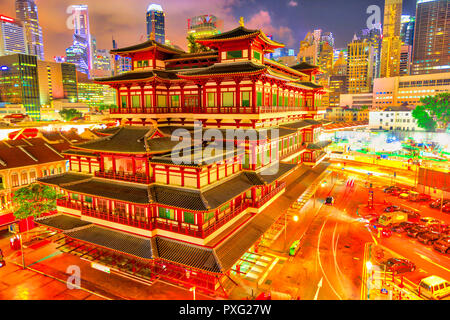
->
[150,31,155,41]
[239,17,244,27]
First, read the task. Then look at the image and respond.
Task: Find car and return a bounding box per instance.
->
[433,237,450,254]
[399,193,409,199]
[381,258,416,274]
[391,221,416,233]
[443,203,450,214]
[383,186,398,193]
[420,217,441,227]
[384,205,400,213]
[406,211,421,223]
[430,199,450,209]
[325,196,334,205]
[429,224,450,234]
[407,225,429,238]
[417,231,442,245]
[409,192,431,202]
[391,188,409,196]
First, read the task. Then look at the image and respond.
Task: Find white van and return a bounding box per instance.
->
[418,276,450,300]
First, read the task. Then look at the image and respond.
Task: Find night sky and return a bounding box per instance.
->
[0,0,416,60]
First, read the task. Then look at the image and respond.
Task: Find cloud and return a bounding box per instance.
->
[287,1,298,7]
[246,10,295,47]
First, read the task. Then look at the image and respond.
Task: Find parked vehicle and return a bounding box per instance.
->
[391,221,416,233]
[378,211,408,227]
[383,186,399,193]
[417,231,442,245]
[418,276,450,300]
[420,217,441,227]
[406,211,421,223]
[407,225,428,238]
[408,191,431,202]
[384,205,400,213]
[391,188,409,196]
[442,203,450,214]
[381,258,416,274]
[430,199,450,209]
[433,237,450,254]
[399,193,409,199]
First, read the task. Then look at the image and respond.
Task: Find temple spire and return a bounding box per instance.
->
[239,17,244,27]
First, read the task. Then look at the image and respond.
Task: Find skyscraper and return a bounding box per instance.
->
[399,44,412,75]
[400,15,415,46]
[0,14,28,56]
[412,0,449,75]
[65,5,92,77]
[358,25,382,79]
[380,0,403,78]
[15,0,44,60]
[346,39,374,94]
[146,4,165,43]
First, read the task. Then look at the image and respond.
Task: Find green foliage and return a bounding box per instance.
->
[186,34,211,54]
[98,104,118,111]
[59,108,83,121]
[412,93,450,131]
[12,184,63,220]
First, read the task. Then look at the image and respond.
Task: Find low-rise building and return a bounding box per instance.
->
[368,105,423,131]
[373,72,450,108]
[340,92,373,108]
[325,106,369,122]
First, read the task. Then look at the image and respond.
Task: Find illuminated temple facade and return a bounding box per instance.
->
[36,22,330,294]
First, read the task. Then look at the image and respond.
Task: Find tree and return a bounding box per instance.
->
[98,104,118,111]
[412,93,450,132]
[59,108,83,121]
[12,184,63,220]
[186,34,211,54]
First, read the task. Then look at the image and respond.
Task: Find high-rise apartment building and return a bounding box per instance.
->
[146,4,165,43]
[37,60,78,105]
[380,0,403,78]
[400,44,412,75]
[412,0,449,75]
[346,39,374,94]
[0,14,28,56]
[357,25,382,79]
[15,0,44,60]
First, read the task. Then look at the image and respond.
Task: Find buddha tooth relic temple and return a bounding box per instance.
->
[35,20,331,295]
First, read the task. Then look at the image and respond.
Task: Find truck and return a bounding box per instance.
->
[378,211,408,227]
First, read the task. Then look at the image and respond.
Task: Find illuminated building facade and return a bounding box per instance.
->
[37,60,78,105]
[65,5,92,77]
[0,14,28,56]
[380,0,403,78]
[15,0,44,60]
[146,4,165,44]
[36,22,331,294]
[412,0,450,75]
[369,105,422,131]
[0,53,40,119]
[346,39,374,94]
[357,26,382,79]
[373,72,450,107]
[401,15,415,46]
[188,15,222,39]
[325,106,369,122]
[400,44,412,75]
[77,79,116,107]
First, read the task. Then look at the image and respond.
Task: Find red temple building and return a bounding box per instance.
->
[36,21,332,295]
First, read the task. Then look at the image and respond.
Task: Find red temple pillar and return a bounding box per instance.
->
[196,84,202,112]
[215,79,222,113]
[152,81,157,112]
[127,85,132,112]
[261,81,265,110]
[132,157,136,175]
[197,169,201,189]
[115,86,121,111]
[180,83,185,112]
[234,77,242,113]
[202,83,207,113]
[166,85,171,110]
[251,80,257,113]
[140,84,146,113]
[112,155,116,173]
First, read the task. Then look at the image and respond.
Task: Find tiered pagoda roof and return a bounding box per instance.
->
[110,39,185,56]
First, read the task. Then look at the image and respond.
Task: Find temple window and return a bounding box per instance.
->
[158,207,175,220]
[145,94,152,107]
[132,95,140,108]
[135,159,146,174]
[226,50,243,60]
[171,95,180,107]
[97,199,108,213]
[272,94,277,106]
[21,171,28,185]
[84,196,93,208]
[157,95,166,107]
[257,91,262,106]
[207,92,215,107]
[204,211,215,222]
[222,92,234,107]
[253,51,261,61]
[135,206,147,222]
[136,60,149,68]
[120,96,127,108]
[219,203,230,213]
[241,91,250,107]
[278,95,283,106]
[29,170,36,183]
[72,193,79,201]
[114,202,127,218]
[11,173,19,187]
[183,212,195,224]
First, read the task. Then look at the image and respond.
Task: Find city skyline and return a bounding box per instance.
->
[0,0,416,61]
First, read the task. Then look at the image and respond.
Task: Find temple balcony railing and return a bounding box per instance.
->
[153,219,204,238]
[202,202,250,238]
[82,207,152,230]
[109,105,316,115]
[94,171,151,184]
[56,199,83,210]
[253,181,286,208]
